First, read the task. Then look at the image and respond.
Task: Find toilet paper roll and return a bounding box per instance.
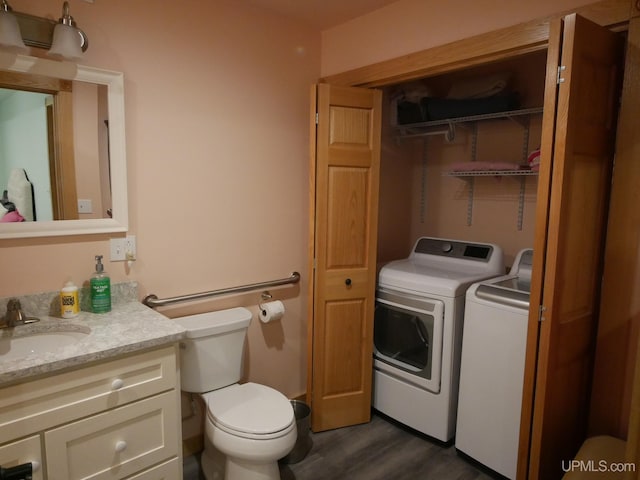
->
[259,300,285,323]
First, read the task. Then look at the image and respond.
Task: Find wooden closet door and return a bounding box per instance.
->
[308,84,382,432]
[518,13,623,480]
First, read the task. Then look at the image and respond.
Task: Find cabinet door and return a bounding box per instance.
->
[308,84,382,432]
[0,436,43,480]
[519,13,623,480]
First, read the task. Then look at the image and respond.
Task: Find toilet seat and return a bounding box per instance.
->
[204,382,295,440]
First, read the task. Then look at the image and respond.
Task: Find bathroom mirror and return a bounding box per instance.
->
[0,53,128,239]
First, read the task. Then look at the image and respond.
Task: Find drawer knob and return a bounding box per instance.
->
[345,278,352,286]
[115,440,127,453]
[111,378,124,390]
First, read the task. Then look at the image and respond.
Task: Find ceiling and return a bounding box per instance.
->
[245,0,400,29]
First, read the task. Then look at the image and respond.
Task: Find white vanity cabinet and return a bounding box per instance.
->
[0,345,182,480]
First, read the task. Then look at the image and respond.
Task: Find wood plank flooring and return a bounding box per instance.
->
[279,412,501,480]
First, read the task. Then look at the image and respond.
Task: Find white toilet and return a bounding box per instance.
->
[174,307,296,480]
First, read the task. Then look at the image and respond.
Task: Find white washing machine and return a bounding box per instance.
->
[455,248,533,479]
[374,237,505,442]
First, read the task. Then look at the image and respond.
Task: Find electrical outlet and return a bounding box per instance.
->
[110,235,137,262]
[125,235,137,261]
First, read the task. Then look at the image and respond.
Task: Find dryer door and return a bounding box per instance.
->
[374,288,444,394]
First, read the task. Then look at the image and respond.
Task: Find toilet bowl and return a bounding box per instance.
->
[174,308,296,480]
[203,383,296,479]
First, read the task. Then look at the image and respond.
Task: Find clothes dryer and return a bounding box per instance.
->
[374,237,505,442]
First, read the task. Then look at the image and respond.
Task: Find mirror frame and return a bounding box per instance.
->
[0,53,128,239]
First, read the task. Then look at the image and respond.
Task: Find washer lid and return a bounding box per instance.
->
[205,383,294,435]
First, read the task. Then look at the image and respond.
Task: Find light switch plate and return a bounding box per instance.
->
[110,238,126,261]
[78,199,93,214]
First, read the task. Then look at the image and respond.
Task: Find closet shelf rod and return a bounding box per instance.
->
[143,272,301,308]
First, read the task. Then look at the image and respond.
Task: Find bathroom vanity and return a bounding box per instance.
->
[0,293,185,480]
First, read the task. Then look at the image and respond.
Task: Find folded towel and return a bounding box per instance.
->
[528,148,541,168]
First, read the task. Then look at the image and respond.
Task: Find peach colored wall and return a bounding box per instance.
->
[377,94,542,269]
[0,0,320,399]
[410,121,542,268]
[321,0,597,77]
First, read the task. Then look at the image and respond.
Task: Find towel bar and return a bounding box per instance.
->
[142,272,300,308]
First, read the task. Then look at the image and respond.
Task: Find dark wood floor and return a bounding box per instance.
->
[279,412,501,480]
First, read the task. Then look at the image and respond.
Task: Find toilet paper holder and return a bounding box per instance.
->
[258,291,285,323]
[258,291,272,315]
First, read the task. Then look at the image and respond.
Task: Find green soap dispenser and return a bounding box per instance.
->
[90,255,111,313]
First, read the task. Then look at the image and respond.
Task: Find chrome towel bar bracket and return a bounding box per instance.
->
[142,272,301,308]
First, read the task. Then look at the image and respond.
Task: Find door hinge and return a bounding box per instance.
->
[538,305,547,322]
[557,65,566,84]
[315,112,319,124]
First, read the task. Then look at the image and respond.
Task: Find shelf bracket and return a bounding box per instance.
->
[467,123,478,226]
[516,118,532,230]
[420,137,429,224]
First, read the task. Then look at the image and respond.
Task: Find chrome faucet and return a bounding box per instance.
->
[1,299,39,329]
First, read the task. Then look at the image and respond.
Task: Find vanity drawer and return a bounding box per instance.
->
[0,435,44,480]
[0,346,177,444]
[44,391,179,480]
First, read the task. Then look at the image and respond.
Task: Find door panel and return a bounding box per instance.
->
[323,299,367,396]
[517,16,562,478]
[521,13,622,480]
[309,84,382,432]
[589,14,640,439]
[326,167,370,268]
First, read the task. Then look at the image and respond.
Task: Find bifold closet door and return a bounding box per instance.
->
[307,84,382,432]
[519,13,623,480]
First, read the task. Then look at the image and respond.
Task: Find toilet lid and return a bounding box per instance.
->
[205,383,294,436]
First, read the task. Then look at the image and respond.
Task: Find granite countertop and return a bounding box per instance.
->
[0,285,186,386]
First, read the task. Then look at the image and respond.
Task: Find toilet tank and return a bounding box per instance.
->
[173,307,252,393]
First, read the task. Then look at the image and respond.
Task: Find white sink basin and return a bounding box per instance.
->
[0,329,90,361]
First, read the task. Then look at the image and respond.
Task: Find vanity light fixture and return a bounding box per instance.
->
[0,1,89,60]
[0,0,27,53]
[47,1,88,60]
